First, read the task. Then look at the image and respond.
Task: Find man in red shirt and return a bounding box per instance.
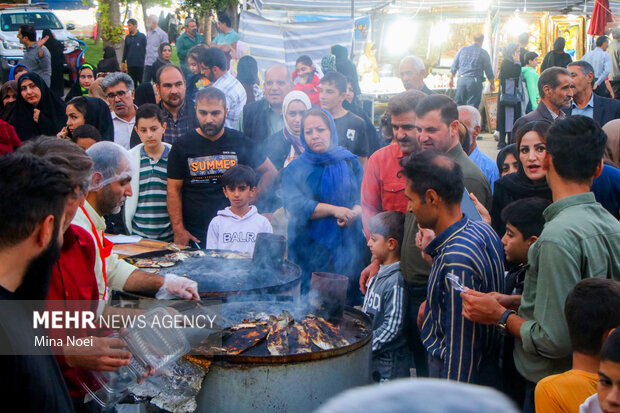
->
[20,137,131,413]
[361,89,426,235]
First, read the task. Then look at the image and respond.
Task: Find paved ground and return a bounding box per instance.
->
[477,132,500,161]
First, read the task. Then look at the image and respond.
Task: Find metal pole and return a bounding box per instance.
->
[351,0,355,59]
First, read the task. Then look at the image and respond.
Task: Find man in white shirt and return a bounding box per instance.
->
[101,72,138,149]
[73,141,199,302]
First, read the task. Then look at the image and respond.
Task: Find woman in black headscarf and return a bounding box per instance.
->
[42,29,65,97]
[236,55,260,105]
[11,72,67,141]
[496,143,519,177]
[57,96,114,141]
[97,46,121,73]
[64,63,97,102]
[491,121,552,236]
[0,80,17,121]
[497,43,523,149]
[149,43,172,83]
[331,45,361,96]
[540,37,572,72]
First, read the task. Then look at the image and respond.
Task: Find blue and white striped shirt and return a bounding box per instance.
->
[421,217,504,383]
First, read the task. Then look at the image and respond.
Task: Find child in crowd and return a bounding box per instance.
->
[362,211,410,382]
[582,328,620,413]
[292,55,320,105]
[319,71,369,166]
[535,278,620,413]
[124,103,173,241]
[71,124,102,151]
[495,197,549,404]
[206,165,272,256]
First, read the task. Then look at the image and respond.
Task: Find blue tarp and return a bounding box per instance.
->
[238,11,354,74]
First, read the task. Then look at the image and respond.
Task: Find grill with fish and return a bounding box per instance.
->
[195,309,367,357]
[123,249,301,297]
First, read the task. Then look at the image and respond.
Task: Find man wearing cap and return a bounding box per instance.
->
[72,141,199,302]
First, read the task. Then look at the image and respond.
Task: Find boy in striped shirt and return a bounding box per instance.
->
[124,104,173,241]
[363,210,410,382]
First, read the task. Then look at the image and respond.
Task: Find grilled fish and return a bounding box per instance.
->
[221,324,270,355]
[266,311,294,355]
[288,323,312,354]
[303,314,349,350]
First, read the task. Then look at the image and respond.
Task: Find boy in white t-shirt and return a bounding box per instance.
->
[206,165,272,255]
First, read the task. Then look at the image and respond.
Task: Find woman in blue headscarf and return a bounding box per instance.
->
[282,107,365,305]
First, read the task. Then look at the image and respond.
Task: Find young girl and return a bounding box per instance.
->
[292,55,320,105]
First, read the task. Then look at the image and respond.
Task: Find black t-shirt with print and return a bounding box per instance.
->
[167,127,264,244]
[333,111,369,157]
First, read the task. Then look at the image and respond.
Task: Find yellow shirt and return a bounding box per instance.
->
[535,369,598,413]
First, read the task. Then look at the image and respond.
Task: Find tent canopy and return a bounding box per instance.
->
[249,0,620,16]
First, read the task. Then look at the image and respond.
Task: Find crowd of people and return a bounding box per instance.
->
[0,15,619,413]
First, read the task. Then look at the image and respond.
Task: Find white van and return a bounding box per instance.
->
[0,4,80,81]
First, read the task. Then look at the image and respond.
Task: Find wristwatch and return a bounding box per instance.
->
[497,309,516,336]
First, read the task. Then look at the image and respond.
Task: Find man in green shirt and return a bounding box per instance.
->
[176,18,204,72]
[461,115,620,413]
[212,15,239,46]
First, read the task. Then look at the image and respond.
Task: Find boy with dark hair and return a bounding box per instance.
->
[319,71,369,165]
[403,150,505,385]
[72,124,102,151]
[495,197,550,404]
[126,103,173,241]
[363,210,410,382]
[536,279,620,413]
[500,197,550,300]
[589,328,620,413]
[206,165,272,255]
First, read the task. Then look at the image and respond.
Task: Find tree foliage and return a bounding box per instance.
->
[180,0,238,19]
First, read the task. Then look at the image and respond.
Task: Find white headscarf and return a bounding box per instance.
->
[281,91,312,167]
[282,91,312,137]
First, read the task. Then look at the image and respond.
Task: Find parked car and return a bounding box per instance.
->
[0,4,82,82]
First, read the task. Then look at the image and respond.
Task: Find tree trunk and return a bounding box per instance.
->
[205,13,212,44]
[141,0,149,33]
[226,5,238,31]
[102,0,123,66]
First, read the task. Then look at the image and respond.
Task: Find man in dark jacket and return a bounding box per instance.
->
[122,19,147,87]
[565,60,620,126]
[240,64,293,143]
[511,67,573,141]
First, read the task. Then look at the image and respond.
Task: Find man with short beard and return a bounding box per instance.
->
[0,152,75,412]
[167,87,277,247]
[72,141,199,302]
[155,64,197,144]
